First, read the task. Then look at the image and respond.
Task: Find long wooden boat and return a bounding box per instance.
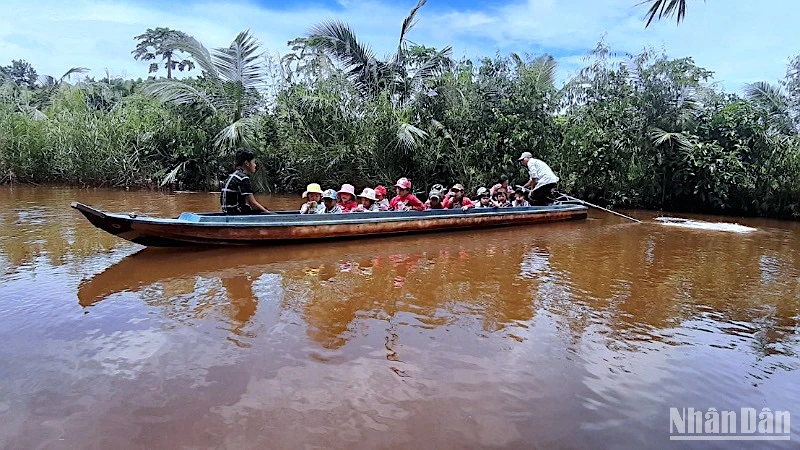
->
[71,201,588,247]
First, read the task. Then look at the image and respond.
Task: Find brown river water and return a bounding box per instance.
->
[0,186,798,449]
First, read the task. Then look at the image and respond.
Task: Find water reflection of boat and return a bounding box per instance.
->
[70,201,588,247]
[77,233,544,308]
[77,246,327,307]
[77,232,561,348]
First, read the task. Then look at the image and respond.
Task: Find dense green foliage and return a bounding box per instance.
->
[0,4,798,218]
[1,60,38,89]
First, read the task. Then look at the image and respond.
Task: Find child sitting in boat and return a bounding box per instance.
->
[492,187,511,208]
[374,186,390,211]
[390,178,425,211]
[424,190,444,209]
[442,183,474,211]
[300,183,325,214]
[337,184,358,212]
[490,174,511,197]
[512,187,530,207]
[321,189,343,213]
[354,188,380,212]
[474,187,491,208]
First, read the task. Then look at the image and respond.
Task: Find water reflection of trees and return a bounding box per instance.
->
[539,223,800,360]
[0,194,133,270]
[0,205,118,268]
[0,186,229,272]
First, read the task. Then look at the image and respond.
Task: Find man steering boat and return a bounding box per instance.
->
[518,151,559,206]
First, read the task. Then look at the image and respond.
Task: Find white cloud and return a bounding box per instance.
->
[420,0,800,90]
[0,0,797,92]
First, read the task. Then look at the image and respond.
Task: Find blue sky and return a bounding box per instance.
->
[1,0,798,92]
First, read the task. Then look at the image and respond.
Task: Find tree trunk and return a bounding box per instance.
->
[167,55,173,79]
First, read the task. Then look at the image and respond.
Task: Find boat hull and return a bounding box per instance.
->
[71,201,588,247]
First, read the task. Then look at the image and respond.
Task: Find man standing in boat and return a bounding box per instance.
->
[220,148,272,215]
[518,151,559,206]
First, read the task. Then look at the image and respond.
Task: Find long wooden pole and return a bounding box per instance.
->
[558,194,642,223]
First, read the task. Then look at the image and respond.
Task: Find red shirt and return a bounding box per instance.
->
[389,194,425,211]
[442,196,474,209]
[339,200,358,212]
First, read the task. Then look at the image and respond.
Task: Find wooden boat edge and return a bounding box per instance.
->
[70,201,588,247]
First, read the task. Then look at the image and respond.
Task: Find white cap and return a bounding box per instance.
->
[358,187,377,201]
[518,151,533,160]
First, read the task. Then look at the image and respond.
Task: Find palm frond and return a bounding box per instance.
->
[648,126,692,151]
[642,0,688,28]
[165,33,218,80]
[745,81,789,111]
[144,80,217,112]
[37,75,58,89]
[510,52,524,71]
[675,88,702,125]
[396,122,427,150]
[60,67,89,82]
[213,116,258,149]
[526,55,557,90]
[396,0,428,63]
[214,30,265,90]
[160,161,187,187]
[745,81,796,134]
[307,20,379,90]
[430,118,455,146]
[409,46,453,85]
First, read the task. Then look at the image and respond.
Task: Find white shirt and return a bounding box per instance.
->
[527,158,559,189]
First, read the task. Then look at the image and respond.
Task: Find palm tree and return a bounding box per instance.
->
[295,0,455,163]
[514,54,558,92]
[303,0,452,102]
[132,28,195,79]
[745,81,798,135]
[144,30,265,185]
[642,0,690,27]
[145,30,265,149]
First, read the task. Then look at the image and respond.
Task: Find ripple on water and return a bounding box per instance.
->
[655,216,758,233]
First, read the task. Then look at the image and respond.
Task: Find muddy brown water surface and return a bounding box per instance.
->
[0,186,798,449]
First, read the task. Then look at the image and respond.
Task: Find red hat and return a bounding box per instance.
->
[374,185,387,196]
[395,177,411,189]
